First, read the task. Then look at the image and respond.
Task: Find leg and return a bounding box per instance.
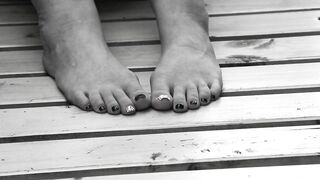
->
[150,0,222,112]
[31,0,150,115]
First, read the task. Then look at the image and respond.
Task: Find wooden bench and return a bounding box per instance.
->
[1,0,320,179]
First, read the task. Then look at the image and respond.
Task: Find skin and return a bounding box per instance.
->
[150,0,222,112]
[31,0,222,114]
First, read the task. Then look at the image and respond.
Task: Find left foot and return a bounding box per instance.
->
[150,0,223,112]
[151,40,222,112]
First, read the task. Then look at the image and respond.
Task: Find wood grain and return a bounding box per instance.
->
[59,164,320,180]
[1,125,320,177]
[1,10,320,49]
[2,36,320,77]
[0,63,319,107]
[1,92,319,140]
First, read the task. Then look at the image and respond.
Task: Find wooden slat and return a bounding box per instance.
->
[1,0,320,25]
[1,11,320,49]
[1,125,320,177]
[2,36,320,77]
[1,92,319,140]
[0,63,319,108]
[59,164,320,180]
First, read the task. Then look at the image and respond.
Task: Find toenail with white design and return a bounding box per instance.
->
[126,105,135,113]
[156,95,171,101]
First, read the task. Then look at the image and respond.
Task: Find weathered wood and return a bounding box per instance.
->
[1,125,320,177]
[0,63,319,107]
[59,164,320,180]
[1,92,319,140]
[2,36,320,77]
[1,0,320,25]
[1,11,320,49]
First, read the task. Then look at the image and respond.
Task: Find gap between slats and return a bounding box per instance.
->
[0,125,320,178]
[1,36,320,78]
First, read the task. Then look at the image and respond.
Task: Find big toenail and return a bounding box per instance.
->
[201,98,208,103]
[190,100,198,106]
[85,104,92,111]
[99,106,106,112]
[126,105,135,113]
[175,104,184,110]
[156,95,171,101]
[111,105,120,112]
[211,95,216,101]
[134,94,146,101]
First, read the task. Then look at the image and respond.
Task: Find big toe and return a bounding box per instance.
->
[125,82,151,111]
[151,79,173,111]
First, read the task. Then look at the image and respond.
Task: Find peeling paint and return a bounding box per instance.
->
[227,55,269,63]
[254,39,275,49]
[227,39,263,48]
[151,152,162,160]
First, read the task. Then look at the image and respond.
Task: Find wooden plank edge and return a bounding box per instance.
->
[1,155,320,180]
[55,164,320,180]
[1,91,320,142]
[1,125,320,178]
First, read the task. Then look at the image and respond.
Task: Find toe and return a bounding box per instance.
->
[113,89,136,115]
[125,80,151,111]
[186,85,200,110]
[68,90,92,111]
[198,82,211,106]
[88,91,107,113]
[210,80,223,101]
[101,89,121,115]
[173,86,188,113]
[151,78,173,111]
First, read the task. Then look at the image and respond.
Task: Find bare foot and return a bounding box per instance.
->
[150,0,222,112]
[32,0,150,115]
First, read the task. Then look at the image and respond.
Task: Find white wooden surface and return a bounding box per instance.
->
[0,92,319,139]
[1,125,320,177]
[2,36,320,76]
[59,164,320,180]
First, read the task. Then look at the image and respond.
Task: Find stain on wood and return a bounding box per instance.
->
[226,55,269,63]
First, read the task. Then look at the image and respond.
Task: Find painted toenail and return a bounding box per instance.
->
[126,105,135,113]
[190,100,198,106]
[211,95,216,101]
[99,106,106,112]
[175,104,184,110]
[156,94,171,101]
[111,105,120,112]
[134,94,146,101]
[85,104,92,111]
[201,98,208,103]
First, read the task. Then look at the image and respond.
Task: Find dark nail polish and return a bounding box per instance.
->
[134,94,146,101]
[99,106,106,112]
[85,104,92,111]
[111,105,120,112]
[201,98,208,103]
[190,100,198,106]
[175,104,184,110]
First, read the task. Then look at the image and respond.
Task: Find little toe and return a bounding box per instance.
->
[187,85,200,110]
[173,86,188,113]
[198,83,211,106]
[125,83,151,111]
[113,89,136,115]
[68,90,92,111]
[88,91,107,113]
[210,80,223,101]
[151,80,173,111]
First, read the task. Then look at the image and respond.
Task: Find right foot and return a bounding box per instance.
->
[33,0,150,115]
